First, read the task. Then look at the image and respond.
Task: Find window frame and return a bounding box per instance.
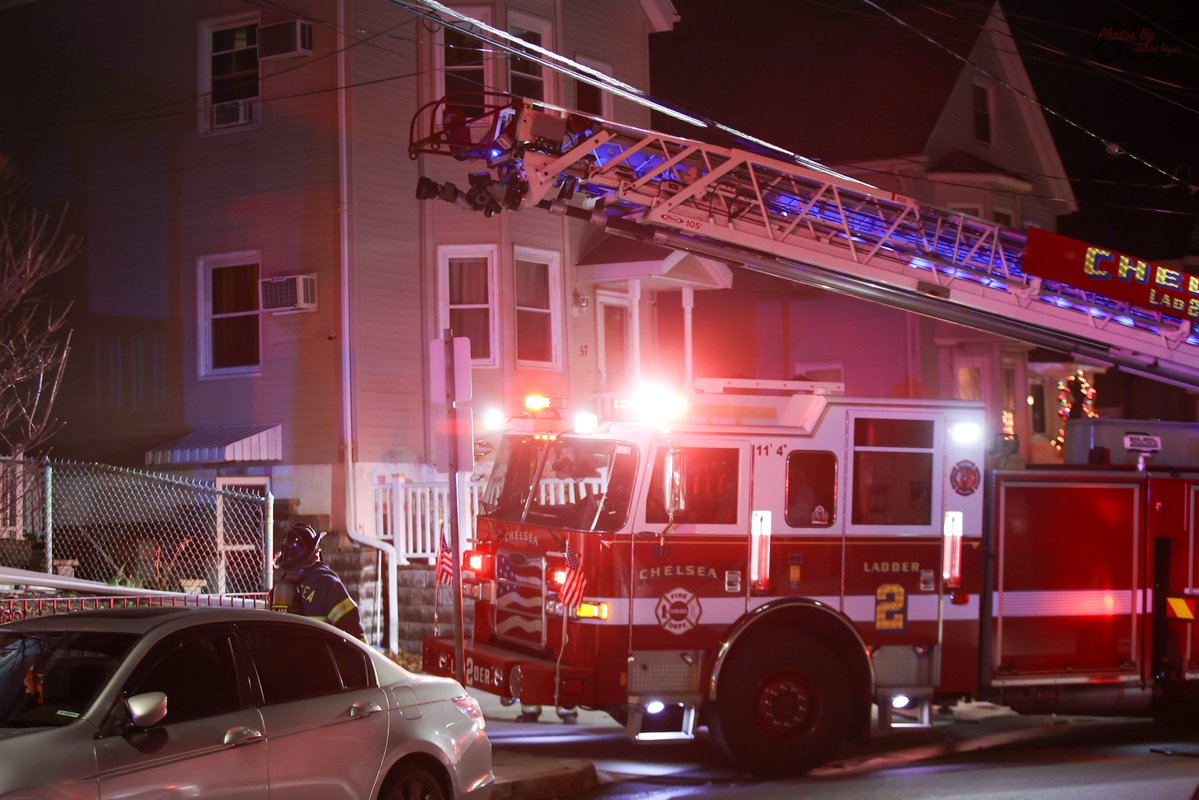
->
[117,626,248,728]
[239,624,351,706]
[513,245,563,370]
[507,9,556,104]
[432,6,494,123]
[845,412,943,537]
[784,450,838,529]
[437,244,500,368]
[197,251,264,380]
[573,53,613,118]
[972,82,993,145]
[196,13,262,136]
[636,438,750,534]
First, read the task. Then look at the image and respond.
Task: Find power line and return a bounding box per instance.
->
[858,0,1186,188]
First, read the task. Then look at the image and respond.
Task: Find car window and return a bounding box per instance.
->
[329,637,372,690]
[0,631,136,728]
[242,627,343,704]
[126,632,241,725]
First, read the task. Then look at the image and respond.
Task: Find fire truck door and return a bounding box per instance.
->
[627,437,752,660]
[752,444,842,605]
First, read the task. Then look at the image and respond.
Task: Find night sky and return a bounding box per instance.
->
[649,0,1199,261]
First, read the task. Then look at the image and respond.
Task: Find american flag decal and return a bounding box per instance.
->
[560,539,586,611]
[436,533,454,586]
[496,551,546,645]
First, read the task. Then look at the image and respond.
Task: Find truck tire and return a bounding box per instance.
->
[709,634,850,775]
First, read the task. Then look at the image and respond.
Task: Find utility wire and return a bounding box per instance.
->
[859,0,1185,187]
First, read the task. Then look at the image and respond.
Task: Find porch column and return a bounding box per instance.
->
[682,286,694,389]
[629,278,642,383]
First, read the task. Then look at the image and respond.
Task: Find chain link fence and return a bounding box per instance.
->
[0,459,272,595]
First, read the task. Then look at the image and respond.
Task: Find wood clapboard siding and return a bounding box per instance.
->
[179,0,343,466]
[349,0,427,464]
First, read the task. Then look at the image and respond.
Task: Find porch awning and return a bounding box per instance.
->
[145,423,282,466]
[575,236,733,291]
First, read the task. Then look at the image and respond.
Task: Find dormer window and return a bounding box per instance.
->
[972,84,992,145]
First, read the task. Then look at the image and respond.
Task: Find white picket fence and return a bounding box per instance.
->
[372,478,484,565]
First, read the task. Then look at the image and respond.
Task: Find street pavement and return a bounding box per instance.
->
[472,691,1158,800]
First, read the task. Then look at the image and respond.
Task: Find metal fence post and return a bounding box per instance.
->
[264,490,274,591]
[43,461,53,574]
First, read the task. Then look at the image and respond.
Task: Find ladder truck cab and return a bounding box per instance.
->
[425,379,989,774]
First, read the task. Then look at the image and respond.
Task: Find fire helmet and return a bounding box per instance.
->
[274,522,325,571]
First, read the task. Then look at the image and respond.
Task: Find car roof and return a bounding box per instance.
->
[1,606,315,637]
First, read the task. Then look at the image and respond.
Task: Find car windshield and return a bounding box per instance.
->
[481,435,637,533]
[0,630,137,728]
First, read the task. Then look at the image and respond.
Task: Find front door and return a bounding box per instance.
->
[627,437,750,686]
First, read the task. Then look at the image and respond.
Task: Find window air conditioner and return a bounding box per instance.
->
[259,20,315,61]
[212,99,253,129]
[260,274,317,313]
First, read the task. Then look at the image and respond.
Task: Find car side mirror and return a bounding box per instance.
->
[125,692,168,729]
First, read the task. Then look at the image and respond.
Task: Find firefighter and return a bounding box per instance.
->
[270,522,365,640]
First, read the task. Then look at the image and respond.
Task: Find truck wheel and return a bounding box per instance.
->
[709,635,850,775]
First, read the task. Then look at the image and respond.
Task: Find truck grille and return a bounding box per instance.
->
[495,549,547,648]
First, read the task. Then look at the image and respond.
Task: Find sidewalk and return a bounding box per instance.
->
[474,693,1153,799]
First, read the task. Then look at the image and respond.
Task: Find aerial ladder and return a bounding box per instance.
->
[410,95,1199,390]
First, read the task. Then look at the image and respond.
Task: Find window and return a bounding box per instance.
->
[436,7,493,120]
[514,246,562,368]
[198,252,262,378]
[126,632,241,725]
[851,418,934,526]
[508,11,554,102]
[197,14,261,134]
[329,637,373,690]
[647,447,740,525]
[573,54,612,118]
[785,451,837,528]
[242,627,345,704]
[992,208,1013,227]
[972,84,992,144]
[438,245,498,366]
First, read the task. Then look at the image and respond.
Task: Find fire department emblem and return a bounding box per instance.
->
[950,460,981,496]
[655,587,702,635]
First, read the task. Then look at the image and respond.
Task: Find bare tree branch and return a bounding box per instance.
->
[0,155,81,458]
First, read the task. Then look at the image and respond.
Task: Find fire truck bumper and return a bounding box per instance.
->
[423,637,595,707]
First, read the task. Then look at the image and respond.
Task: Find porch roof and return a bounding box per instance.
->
[575,236,733,291]
[145,423,282,466]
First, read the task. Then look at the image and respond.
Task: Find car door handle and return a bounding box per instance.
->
[349,701,384,719]
[223,726,265,746]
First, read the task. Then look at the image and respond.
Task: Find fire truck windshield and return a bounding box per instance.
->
[480,435,637,533]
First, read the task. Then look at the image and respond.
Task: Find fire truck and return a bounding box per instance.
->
[411,95,1199,774]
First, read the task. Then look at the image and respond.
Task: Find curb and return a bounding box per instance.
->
[490,761,599,800]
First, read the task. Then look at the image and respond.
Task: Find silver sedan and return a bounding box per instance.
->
[0,606,492,799]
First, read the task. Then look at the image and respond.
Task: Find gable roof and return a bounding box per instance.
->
[650,0,993,162]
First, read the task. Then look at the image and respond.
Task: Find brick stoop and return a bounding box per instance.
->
[396,564,474,659]
[296,530,475,662]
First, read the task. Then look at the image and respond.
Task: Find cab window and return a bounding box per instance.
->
[851,418,934,525]
[647,447,739,525]
[785,451,836,528]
